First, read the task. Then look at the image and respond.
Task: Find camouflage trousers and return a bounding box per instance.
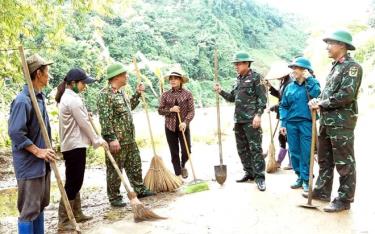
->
[234,123,265,179]
[105,142,146,202]
[314,125,356,202]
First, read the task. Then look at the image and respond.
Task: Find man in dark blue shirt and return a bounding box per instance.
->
[8,54,55,234]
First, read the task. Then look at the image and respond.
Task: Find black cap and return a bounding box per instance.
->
[64,68,95,84]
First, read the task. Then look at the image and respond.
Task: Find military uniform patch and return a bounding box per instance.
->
[349,67,358,77]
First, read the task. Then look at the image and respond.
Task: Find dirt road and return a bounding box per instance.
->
[87,141,373,234]
[1,105,374,234]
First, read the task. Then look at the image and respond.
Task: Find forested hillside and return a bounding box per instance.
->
[0,0,307,111]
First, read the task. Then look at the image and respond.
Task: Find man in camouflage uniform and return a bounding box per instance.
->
[97,62,155,207]
[308,30,362,212]
[214,51,267,191]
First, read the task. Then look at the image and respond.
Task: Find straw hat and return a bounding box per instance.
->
[164,71,189,84]
[265,62,292,80]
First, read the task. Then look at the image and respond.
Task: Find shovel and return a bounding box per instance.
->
[213,49,227,185]
[299,109,318,209]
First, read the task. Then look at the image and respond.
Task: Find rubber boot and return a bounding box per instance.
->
[276,148,288,167]
[58,199,76,232]
[18,219,33,234]
[32,211,44,234]
[73,192,93,223]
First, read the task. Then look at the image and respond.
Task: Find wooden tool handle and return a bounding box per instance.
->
[214,49,223,165]
[132,58,157,156]
[266,91,274,144]
[307,109,317,205]
[18,46,80,232]
[177,112,197,181]
[272,120,280,139]
[88,115,134,193]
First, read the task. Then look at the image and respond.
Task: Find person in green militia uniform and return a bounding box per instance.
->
[97,62,155,207]
[213,51,267,191]
[308,30,363,212]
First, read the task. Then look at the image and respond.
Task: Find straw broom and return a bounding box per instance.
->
[133,58,182,192]
[265,88,278,173]
[88,115,165,222]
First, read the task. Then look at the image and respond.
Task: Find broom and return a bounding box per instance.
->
[133,58,182,192]
[266,90,278,173]
[177,112,209,194]
[88,115,166,222]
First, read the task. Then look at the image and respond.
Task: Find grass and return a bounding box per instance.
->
[0,188,18,218]
[0,182,69,218]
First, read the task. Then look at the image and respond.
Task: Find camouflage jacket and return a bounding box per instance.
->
[319,54,363,129]
[220,69,267,123]
[97,84,141,144]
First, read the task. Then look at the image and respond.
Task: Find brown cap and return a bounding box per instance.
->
[26,54,53,74]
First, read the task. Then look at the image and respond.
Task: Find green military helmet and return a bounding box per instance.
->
[323,30,355,50]
[231,51,254,63]
[106,62,127,80]
[288,57,313,71]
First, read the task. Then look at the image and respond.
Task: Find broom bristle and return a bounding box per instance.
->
[183,180,209,194]
[127,192,166,222]
[266,144,278,173]
[144,155,183,192]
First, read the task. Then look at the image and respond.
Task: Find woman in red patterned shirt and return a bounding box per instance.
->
[158,71,195,179]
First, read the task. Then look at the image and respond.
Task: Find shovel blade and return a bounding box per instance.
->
[214,165,227,185]
[298,203,319,209]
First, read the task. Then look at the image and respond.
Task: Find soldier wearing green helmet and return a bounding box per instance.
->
[308,30,363,212]
[214,51,267,191]
[97,62,155,207]
[231,51,255,63]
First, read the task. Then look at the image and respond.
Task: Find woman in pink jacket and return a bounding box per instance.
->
[55,68,107,232]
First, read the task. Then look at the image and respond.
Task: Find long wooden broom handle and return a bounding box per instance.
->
[307,109,317,205]
[272,120,280,139]
[18,46,80,232]
[159,72,164,97]
[177,112,197,181]
[88,115,134,194]
[132,58,157,156]
[266,90,274,144]
[214,49,223,165]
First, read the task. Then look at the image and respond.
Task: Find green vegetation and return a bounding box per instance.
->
[1,0,307,109]
[0,0,309,150]
[2,0,375,152]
